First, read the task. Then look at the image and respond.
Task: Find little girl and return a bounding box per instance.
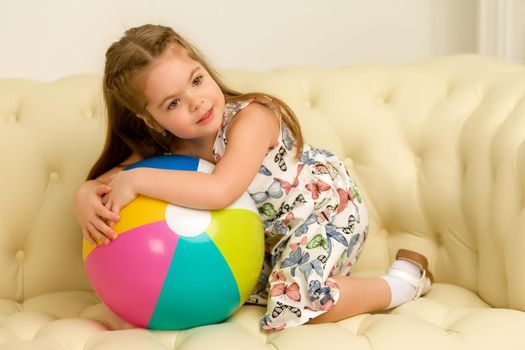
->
[73,24,433,330]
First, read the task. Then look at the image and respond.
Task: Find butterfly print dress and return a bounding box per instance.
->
[212,97,369,330]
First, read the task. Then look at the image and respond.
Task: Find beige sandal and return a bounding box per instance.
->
[390,249,433,298]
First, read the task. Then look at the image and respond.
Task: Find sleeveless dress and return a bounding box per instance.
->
[212,96,369,330]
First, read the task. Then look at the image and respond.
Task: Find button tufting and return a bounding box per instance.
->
[85,110,94,119]
[16,250,25,260]
[8,115,17,123]
[49,172,59,182]
[345,157,354,166]
[415,156,422,165]
[378,95,390,104]
[436,233,444,245]
[304,100,312,109]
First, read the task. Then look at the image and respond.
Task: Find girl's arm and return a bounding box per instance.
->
[106,103,279,212]
[73,152,142,245]
[97,152,142,184]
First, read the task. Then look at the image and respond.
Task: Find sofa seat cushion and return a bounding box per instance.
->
[1,284,525,350]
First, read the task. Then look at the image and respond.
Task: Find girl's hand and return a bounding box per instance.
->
[73,180,120,246]
[103,169,138,216]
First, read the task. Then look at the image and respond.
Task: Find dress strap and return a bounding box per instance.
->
[221,99,255,139]
[220,96,283,145]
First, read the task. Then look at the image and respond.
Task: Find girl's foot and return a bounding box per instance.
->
[380,249,433,309]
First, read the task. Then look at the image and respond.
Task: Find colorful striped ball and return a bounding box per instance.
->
[82,155,264,330]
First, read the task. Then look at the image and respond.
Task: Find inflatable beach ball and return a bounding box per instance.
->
[82,155,264,330]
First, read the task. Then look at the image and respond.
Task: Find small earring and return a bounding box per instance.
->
[161,130,167,137]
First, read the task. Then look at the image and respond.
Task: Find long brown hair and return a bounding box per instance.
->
[88,24,303,180]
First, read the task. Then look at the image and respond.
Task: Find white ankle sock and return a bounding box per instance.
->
[380,260,422,309]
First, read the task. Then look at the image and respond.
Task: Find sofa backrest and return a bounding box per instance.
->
[1,55,524,311]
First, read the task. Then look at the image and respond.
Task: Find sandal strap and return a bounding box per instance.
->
[396,249,434,283]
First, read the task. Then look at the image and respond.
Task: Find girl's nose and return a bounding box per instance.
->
[189,95,204,112]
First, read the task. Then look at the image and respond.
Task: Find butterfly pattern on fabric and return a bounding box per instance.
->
[212,97,369,331]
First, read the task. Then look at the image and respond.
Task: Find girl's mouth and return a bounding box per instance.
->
[197,108,213,124]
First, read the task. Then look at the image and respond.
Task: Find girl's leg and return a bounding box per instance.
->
[308,249,432,324]
[308,276,390,324]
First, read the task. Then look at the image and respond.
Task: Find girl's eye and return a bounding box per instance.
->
[166,75,203,110]
[192,75,203,86]
[167,99,181,110]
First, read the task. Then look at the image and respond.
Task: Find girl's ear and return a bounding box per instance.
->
[137,113,165,134]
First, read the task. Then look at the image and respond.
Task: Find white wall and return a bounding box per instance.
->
[478,0,525,63]
[1,0,480,81]
[511,0,525,62]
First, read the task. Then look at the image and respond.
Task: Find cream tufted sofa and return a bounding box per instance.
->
[1,55,525,349]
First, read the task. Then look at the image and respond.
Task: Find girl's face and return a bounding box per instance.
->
[135,46,225,143]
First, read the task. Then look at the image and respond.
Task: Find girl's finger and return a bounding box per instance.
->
[93,217,116,240]
[106,200,114,213]
[88,222,110,245]
[95,184,111,196]
[95,204,120,222]
[110,203,121,218]
[83,227,97,246]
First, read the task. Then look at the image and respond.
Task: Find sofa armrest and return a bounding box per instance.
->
[469,74,525,310]
[504,140,525,310]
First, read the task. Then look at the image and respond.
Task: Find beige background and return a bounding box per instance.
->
[0,0,485,80]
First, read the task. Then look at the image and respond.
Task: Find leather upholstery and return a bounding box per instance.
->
[1,54,524,349]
